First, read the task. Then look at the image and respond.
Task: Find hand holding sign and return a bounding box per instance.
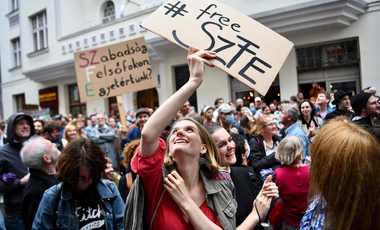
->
[187,46,216,85]
[141,0,293,95]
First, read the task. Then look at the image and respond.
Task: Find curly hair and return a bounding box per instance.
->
[122,139,141,168]
[57,138,107,190]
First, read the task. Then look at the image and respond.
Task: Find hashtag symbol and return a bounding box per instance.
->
[164,1,188,18]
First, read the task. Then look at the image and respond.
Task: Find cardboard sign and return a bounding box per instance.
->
[74,37,154,102]
[141,0,293,95]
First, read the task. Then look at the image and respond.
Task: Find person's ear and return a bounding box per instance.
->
[42,154,51,164]
[200,144,207,155]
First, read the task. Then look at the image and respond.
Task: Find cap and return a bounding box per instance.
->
[254,97,262,102]
[203,106,214,114]
[52,115,61,120]
[311,80,317,84]
[332,90,349,105]
[369,86,377,91]
[351,93,372,116]
[218,104,233,114]
[135,108,150,117]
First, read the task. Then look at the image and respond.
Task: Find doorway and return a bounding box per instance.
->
[137,88,159,109]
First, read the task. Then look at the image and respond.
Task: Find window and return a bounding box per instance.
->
[15,93,25,112]
[103,1,115,23]
[68,84,86,117]
[175,65,198,111]
[11,0,19,11]
[31,11,48,52]
[11,37,21,68]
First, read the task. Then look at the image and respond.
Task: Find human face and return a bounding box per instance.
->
[67,129,77,140]
[77,165,93,191]
[317,93,328,105]
[236,99,243,106]
[263,107,271,115]
[365,96,380,118]
[269,104,276,112]
[300,101,312,116]
[91,116,97,126]
[43,139,61,164]
[76,120,84,129]
[216,99,224,108]
[181,101,191,116]
[15,118,30,141]
[108,118,116,128]
[97,114,105,126]
[298,93,304,101]
[105,163,114,180]
[211,128,236,167]
[136,113,149,128]
[279,110,289,125]
[50,129,61,139]
[338,95,351,111]
[205,109,214,120]
[255,100,261,108]
[34,121,43,135]
[169,120,206,161]
[261,117,277,137]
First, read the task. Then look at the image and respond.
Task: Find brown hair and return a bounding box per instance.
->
[165,117,221,179]
[310,121,380,230]
[57,138,107,189]
[62,124,78,142]
[253,115,271,137]
[122,139,141,168]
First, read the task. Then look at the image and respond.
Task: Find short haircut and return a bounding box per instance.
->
[282,104,298,122]
[236,104,243,112]
[89,114,97,119]
[44,121,62,133]
[57,138,107,190]
[214,97,223,106]
[186,113,203,126]
[290,96,297,102]
[34,120,45,127]
[318,91,330,100]
[20,135,47,169]
[231,134,245,166]
[297,92,303,97]
[275,136,304,165]
[280,100,290,105]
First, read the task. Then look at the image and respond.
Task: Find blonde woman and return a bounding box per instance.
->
[62,124,78,147]
[275,136,310,230]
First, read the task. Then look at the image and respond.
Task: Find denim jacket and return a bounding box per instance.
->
[124,165,237,230]
[32,180,124,230]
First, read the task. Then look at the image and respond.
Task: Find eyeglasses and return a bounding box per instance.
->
[264,123,276,127]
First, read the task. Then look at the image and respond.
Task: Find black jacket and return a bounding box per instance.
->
[248,134,282,173]
[0,113,35,217]
[352,116,372,126]
[21,168,58,230]
[325,108,354,121]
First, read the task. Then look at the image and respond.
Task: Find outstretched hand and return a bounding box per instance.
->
[261,175,279,200]
[187,46,216,85]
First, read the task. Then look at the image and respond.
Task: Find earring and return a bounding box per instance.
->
[198,156,205,165]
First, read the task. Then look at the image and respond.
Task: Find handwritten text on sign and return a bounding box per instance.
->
[141,0,293,95]
[74,37,154,102]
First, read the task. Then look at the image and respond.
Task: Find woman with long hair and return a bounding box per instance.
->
[300,121,380,230]
[296,100,323,140]
[125,47,277,230]
[248,115,282,173]
[68,119,87,139]
[32,138,124,229]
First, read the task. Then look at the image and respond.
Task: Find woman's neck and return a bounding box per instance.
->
[176,162,201,189]
[303,114,311,123]
[290,159,305,167]
[263,134,273,143]
[223,165,231,173]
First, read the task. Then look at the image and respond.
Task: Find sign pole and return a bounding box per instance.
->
[116,95,128,129]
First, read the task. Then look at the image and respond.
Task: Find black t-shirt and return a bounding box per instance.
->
[73,188,107,230]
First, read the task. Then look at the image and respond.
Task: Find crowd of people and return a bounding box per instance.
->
[0,47,379,230]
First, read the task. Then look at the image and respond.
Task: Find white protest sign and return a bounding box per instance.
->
[141,0,293,95]
[74,37,154,102]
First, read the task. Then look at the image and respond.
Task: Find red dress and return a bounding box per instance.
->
[274,165,310,227]
[131,138,223,230]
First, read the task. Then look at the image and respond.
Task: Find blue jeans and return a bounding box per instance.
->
[4,214,24,230]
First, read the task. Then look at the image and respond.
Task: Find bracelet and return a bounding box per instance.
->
[254,201,262,223]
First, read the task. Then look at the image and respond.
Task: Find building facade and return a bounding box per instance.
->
[1,0,379,119]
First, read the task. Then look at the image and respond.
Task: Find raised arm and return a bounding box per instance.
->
[140,47,216,156]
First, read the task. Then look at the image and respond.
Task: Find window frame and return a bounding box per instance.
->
[30,10,48,52]
[102,1,116,24]
[11,37,21,68]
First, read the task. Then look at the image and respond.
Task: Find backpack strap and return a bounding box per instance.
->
[150,189,166,230]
